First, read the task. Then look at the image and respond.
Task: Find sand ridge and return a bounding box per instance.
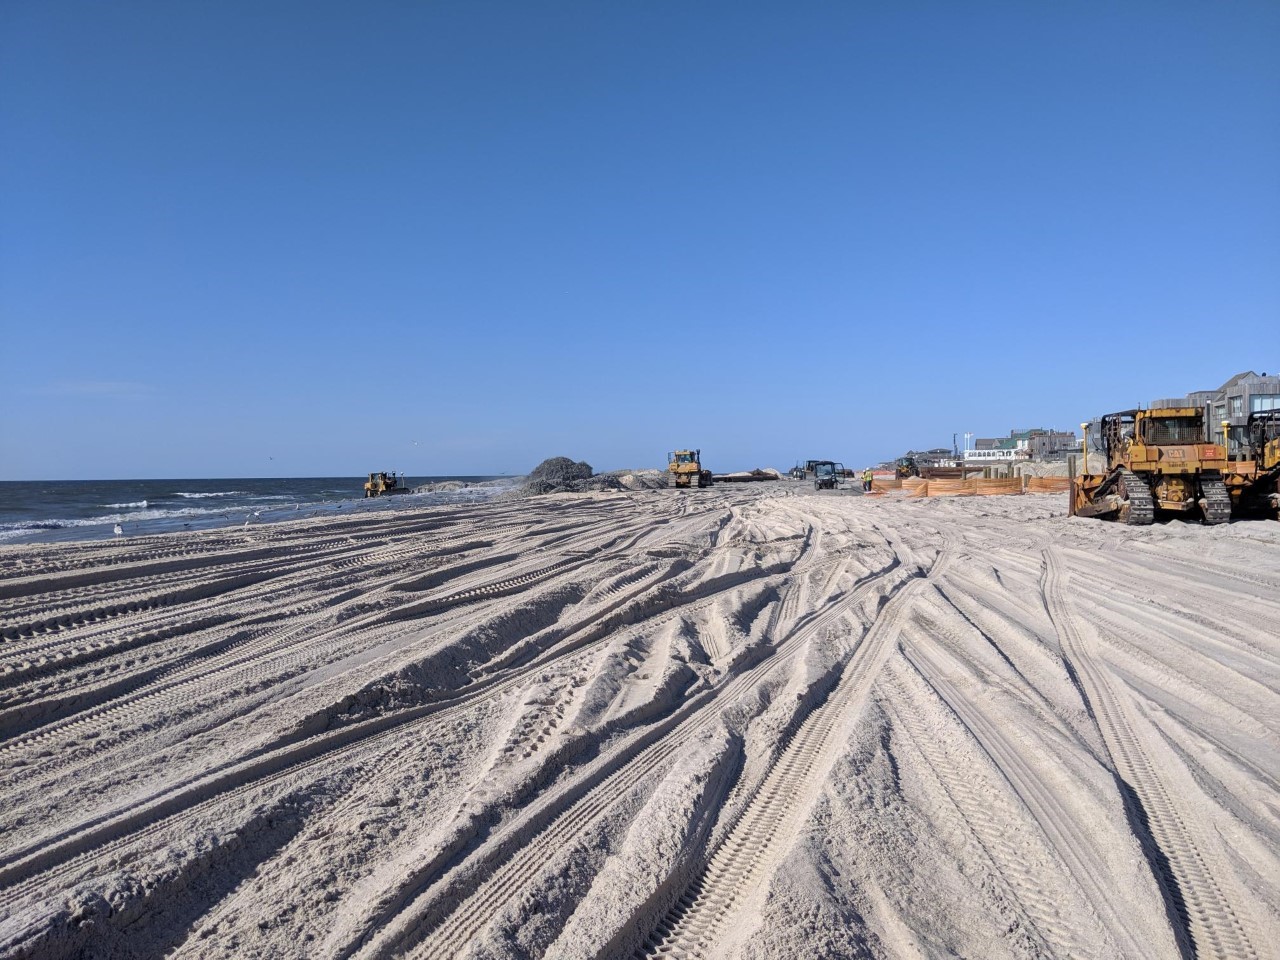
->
[0,484,1276,958]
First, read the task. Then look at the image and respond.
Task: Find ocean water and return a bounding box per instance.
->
[0,477,517,545]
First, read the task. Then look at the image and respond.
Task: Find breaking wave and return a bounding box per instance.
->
[174,491,248,499]
[0,505,233,541]
[104,500,148,508]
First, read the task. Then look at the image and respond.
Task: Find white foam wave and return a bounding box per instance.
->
[174,491,248,499]
[104,500,148,508]
[0,505,234,538]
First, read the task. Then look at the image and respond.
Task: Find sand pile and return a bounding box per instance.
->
[512,457,597,495]
[0,487,1275,959]
[506,459,669,497]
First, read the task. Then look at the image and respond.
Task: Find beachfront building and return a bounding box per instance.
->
[1154,370,1280,458]
[963,428,1078,464]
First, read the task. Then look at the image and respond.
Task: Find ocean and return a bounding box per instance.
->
[0,476,518,545]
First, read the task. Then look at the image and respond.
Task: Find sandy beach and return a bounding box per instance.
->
[0,483,1276,959]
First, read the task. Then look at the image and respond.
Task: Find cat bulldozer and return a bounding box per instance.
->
[1225,411,1280,519]
[668,449,713,489]
[1070,408,1230,525]
[364,471,411,498]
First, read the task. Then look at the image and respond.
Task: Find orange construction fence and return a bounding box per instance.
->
[1027,476,1072,493]
[974,478,1022,496]
[895,477,1031,498]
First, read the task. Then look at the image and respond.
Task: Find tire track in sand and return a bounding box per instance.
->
[883,654,1106,957]
[0,529,782,913]
[343,546,904,960]
[1043,547,1258,960]
[634,542,950,960]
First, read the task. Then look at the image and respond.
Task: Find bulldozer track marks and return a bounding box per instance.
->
[634,543,949,960]
[351,550,910,960]
[882,663,1095,958]
[0,504,808,914]
[3,489,1272,960]
[1042,548,1259,960]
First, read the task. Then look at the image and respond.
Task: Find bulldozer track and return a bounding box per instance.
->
[1042,548,1258,959]
[1119,470,1155,525]
[1200,476,1232,525]
[633,544,949,960]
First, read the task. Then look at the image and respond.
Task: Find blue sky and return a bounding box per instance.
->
[3,2,1278,479]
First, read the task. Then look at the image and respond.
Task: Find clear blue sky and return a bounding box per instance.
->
[3,2,1278,480]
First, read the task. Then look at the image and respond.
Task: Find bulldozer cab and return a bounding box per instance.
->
[670,451,699,465]
[1138,412,1205,446]
[1099,409,1217,470]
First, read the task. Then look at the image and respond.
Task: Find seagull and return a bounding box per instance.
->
[113,523,123,537]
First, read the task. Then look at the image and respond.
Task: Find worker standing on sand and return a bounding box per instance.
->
[862,468,873,492]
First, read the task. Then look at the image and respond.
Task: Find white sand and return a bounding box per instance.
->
[0,484,1275,959]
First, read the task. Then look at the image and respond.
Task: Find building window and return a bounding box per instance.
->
[1251,394,1280,413]
[1230,396,1244,417]
[1214,403,1226,422]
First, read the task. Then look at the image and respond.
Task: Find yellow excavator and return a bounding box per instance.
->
[1226,412,1280,519]
[1070,408,1230,525]
[668,450,713,489]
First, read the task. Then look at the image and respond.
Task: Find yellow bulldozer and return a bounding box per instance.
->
[1070,408,1230,525]
[364,471,410,498]
[668,449,713,489]
[1225,412,1280,519]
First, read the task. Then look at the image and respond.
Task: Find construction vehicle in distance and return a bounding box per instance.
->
[895,456,920,479]
[812,461,844,491]
[668,450,713,489]
[364,471,411,498]
[1070,408,1230,525]
[1226,411,1280,519]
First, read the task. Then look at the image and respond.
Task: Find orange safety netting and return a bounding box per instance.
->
[871,478,902,491]
[903,477,930,498]
[973,478,1023,496]
[1027,476,1072,493]
[924,479,976,497]
[896,477,1033,498]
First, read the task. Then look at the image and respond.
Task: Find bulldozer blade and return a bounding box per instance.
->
[1075,495,1124,518]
